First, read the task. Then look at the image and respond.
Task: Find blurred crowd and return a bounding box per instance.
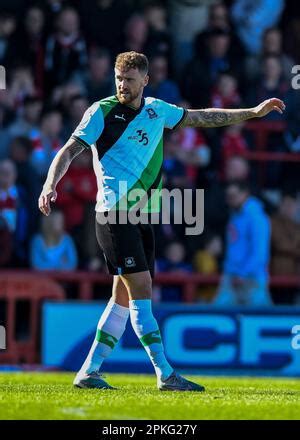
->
[0,0,300,305]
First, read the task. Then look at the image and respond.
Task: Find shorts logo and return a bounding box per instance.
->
[125,257,136,268]
[146,108,158,119]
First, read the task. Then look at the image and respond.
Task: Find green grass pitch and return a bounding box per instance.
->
[0,373,299,420]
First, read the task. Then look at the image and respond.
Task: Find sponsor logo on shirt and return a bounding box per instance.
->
[128,130,149,145]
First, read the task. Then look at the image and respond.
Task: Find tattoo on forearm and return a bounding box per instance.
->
[45,140,84,188]
[182,109,254,128]
[68,141,85,160]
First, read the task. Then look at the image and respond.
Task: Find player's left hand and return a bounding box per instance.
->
[38,187,57,216]
[254,98,286,118]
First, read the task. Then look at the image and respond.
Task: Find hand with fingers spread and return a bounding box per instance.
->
[253,98,286,118]
[38,186,57,216]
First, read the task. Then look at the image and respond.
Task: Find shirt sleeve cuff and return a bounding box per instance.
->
[71,135,91,149]
[172,108,188,130]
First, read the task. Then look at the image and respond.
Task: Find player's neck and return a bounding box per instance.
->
[124,94,143,110]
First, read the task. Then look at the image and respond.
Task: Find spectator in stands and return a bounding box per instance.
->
[61,95,89,141]
[193,231,222,303]
[14,6,46,95]
[44,0,69,26]
[74,48,114,103]
[143,2,171,59]
[231,0,284,54]
[0,159,29,265]
[271,189,300,300]
[284,89,300,154]
[1,97,43,157]
[175,115,211,187]
[182,28,241,108]
[195,2,245,61]
[9,136,40,231]
[30,209,78,271]
[56,148,97,233]
[246,55,290,188]
[245,27,295,83]
[209,1,229,28]
[80,201,107,272]
[0,0,296,282]
[247,55,289,122]
[211,73,241,108]
[220,122,248,179]
[284,14,300,64]
[155,129,192,257]
[2,65,37,113]
[144,54,181,104]
[0,126,10,161]
[163,131,189,190]
[122,14,150,55]
[169,0,218,76]
[0,97,43,151]
[51,81,83,113]
[30,109,63,178]
[214,180,272,306]
[203,156,250,240]
[44,7,88,90]
[156,240,193,301]
[0,215,13,267]
[55,148,98,268]
[270,191,300,304]
[0,12,17,69]
[224,155,250,181]
[77,0,130,56]
[283,87,300,189]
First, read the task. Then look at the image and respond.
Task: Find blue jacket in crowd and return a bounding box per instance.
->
[30,234,78,271]
[223,197,270,282]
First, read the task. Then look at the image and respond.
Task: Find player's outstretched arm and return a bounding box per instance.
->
[180,98,286,128]
[38,138,84,216]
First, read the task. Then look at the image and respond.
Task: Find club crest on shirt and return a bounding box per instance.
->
[125,257,136,267]
[146,108,158,119]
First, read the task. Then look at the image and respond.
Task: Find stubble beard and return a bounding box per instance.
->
[117,87,142,105]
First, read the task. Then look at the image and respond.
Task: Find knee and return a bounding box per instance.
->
[112,276,129,307]
[121,271,152,299]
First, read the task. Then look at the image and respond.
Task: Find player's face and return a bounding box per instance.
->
[115,67,148,105]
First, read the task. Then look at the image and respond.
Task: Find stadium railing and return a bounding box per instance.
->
[1,270,300,302]
[0,272,64,363]
[243,120,300,186]
[1,270,299,363]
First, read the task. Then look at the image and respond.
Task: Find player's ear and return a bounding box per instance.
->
[144,75,149,87]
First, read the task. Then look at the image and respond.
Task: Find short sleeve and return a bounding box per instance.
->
[162,101,187,130]
[71,102,104,148]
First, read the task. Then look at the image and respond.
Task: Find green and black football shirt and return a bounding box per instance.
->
[71,95,187,213]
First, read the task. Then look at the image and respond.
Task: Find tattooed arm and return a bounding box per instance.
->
[38,138,85,216]
[180,98,286,128]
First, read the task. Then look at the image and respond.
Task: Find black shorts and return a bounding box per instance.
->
[95,213,155,278]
